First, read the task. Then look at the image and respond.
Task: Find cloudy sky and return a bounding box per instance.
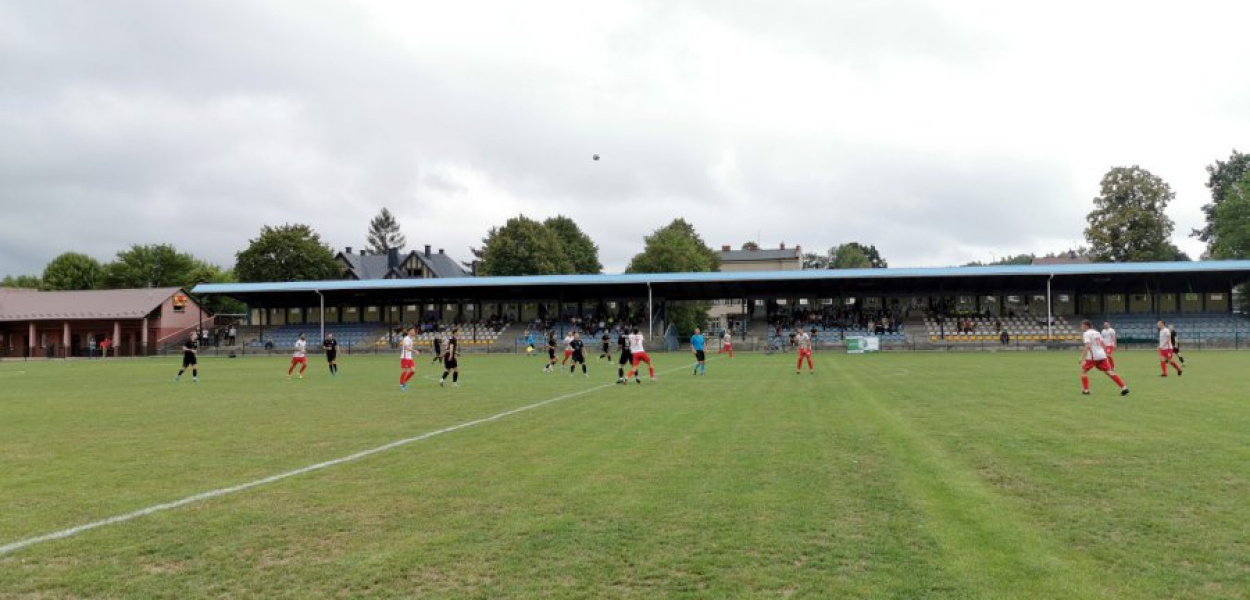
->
[2,0,1248,276]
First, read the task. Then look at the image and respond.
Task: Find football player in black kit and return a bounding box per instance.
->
[544,331,558,373]
[615,327,633,384]
[175,335,198,383]
[439,328,460,387]
[569,331,588,377]
[598,330,612,362]
[322,333,339,376]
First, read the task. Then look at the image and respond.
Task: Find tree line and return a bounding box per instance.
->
[4,150,1248,297]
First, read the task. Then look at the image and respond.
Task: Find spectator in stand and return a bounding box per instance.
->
[101,336,113,358]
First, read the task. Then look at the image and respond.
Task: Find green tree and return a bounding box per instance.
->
[190,263,247,314]
[803,242,887,269]
[625,218,720,274]
[366,207,407,254]
[841,242,887,268]
[1207,172,1250,259]
[235,224,340,282]
[626,219,719,336]
[41,252,102,290]
[802,251,830,269]
[964,253,1036,266]
[1194,149,1250,245]
[1,274,43,288]
[101,244,200,289]
[476,215,572,276]
[1084,166,1178,262]
[831,244,871,269]
[741,241,760,251]
[544,215,602,274]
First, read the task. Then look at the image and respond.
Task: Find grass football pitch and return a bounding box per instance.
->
[1,350,1246,599]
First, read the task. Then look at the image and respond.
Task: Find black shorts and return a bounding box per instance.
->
[548,349,556,359]
[572,352,585,364]
[601,344,610,354]
[326,351,337,362]
[695,350,706,361]
[618,351,632,365]
[182,353,197,368]
[445,357,459,369]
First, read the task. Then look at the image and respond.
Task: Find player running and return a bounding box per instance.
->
[439,328,460,387]
[560,332,575,366]
[1157,320,1183,377]
[796,329,814,374]
[599,330,612,362]
[1169,322,1185,364]
[626,328,655,384]
[323,332,339,376]
[175,335,198,383]
[399,327,417,390]
[525,330,535,357]
[690,328,707,376]
[287,333,308,380]
[615,328,633,384]
[568,331,588,377]
[544,331,558,373]
[1099,321,1117,369]
[431,333,444,364]
[1080,320,1129,396]
[718,330,734,358]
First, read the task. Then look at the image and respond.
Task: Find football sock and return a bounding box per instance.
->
[1111,374,1125,388]
[453,372,459,383]
[581,364,587,374]
[1081,375,1089,391]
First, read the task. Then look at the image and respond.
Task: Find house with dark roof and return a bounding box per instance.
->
[335,245,471,280]
[0,287,209,358]
[716,244,803,272]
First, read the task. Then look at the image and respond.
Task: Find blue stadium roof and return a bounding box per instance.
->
[192,260,1250,302]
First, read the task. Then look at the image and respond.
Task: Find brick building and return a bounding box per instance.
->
[0,287,208,358]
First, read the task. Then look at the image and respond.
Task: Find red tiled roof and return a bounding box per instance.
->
[0,287,184,321]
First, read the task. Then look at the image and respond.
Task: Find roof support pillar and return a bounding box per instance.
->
[113,321,121,357]
[62,321,70,359]
[28,322,36,354]
[141,317,149,355]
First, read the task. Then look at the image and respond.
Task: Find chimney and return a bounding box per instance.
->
[779,242,786,250]
[471,260,479,276]
[438,248,444,255]
[795,244,801,255]
[721,245,731,252]
[387,247,400,270]
[359,249,366,256]
[424,245,431,257]
[345,246,353,255]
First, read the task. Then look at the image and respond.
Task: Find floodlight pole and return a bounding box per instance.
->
[1046,274,1054,340]
[647,281,653,339]
[315,289,325,343]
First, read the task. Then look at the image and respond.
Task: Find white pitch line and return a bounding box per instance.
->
[0,361,694,557]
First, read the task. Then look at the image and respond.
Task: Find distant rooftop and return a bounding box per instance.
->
[0,287,185,321]
[717,244,801,262]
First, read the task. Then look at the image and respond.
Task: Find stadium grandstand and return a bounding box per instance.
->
[191,260,1250,354]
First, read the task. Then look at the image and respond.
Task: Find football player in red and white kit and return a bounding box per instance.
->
[1099,321,1117,369]
[1157,320,1183,377]
[287,333,308,380]
[560,332,575,366]
[1080,320,1128,396]
[625,328,655,383]
[717,330,734,358]
[795,329,814,374]
[399,327,417,390]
